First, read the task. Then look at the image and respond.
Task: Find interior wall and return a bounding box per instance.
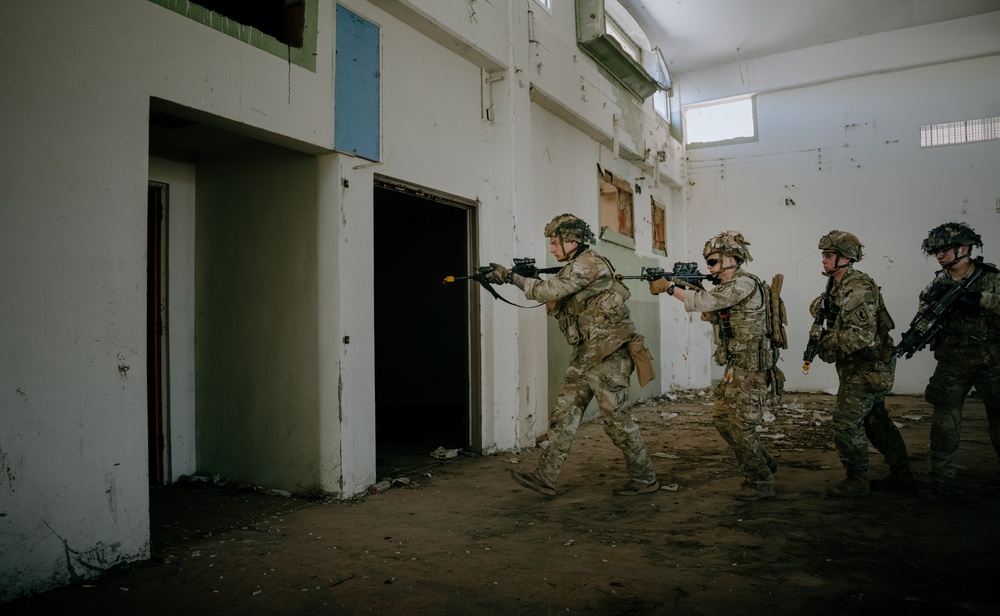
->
[195,143,323,491]
[148,157,198,482]
[682,53,1000,394]
[0,0,337,600]
[529,102,673,418]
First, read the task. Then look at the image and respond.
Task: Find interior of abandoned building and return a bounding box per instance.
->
[2,0,998,604]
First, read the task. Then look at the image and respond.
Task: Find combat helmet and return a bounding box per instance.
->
[818,230,864,262]
[921,222,983,255]
[544,213,596,245]
[703,231,752,263]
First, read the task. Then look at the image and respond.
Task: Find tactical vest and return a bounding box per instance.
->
[716,271,774,371]
[831,269,896,363]
[934,262,1000,349]
[553,249,635,364]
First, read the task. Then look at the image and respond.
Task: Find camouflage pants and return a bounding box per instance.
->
[832,362,909,472]
[925,344,1000,485]
[535,346,656,486]
[712,368,775,483]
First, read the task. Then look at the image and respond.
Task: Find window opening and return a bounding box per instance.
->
[606,17,640,62]
[188,0,304,47]
[650,48,671,121]
[599,168,634,240]
[685,96,757,147]
[532,0,552,11]
[148,0,317,71]
[920,116,1000,148]
[651,199,666,254]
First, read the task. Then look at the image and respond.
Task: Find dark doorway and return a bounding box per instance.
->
[373,180,478,476]
[147,182,167,486]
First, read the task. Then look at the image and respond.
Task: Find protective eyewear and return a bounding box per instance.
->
[705,258,720,266]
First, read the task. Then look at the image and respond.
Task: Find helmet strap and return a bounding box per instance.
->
[822,257,852,277]
[941,247,970,270]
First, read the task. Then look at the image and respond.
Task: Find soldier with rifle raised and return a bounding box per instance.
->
[482,213,659,497]
[649,231,784,501]
[806,231,913,497]
[901,222,1000,500]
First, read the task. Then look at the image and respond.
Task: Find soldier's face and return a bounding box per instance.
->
[934,246,966,267]
[549,236,579,262]
[705,252,727,280]
[821,251,847,274]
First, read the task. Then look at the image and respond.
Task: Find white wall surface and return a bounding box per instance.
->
[0,0,336,601]
[17,0,982,603]
[678,42,1000,394]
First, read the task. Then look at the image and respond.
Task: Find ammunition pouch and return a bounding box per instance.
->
[558,314,581,345]
[725,339,776,372]
[864,356,896,393]
[628,334,656,387]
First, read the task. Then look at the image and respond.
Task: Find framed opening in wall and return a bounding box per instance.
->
[598,166,635,248]
[651,198,666,256]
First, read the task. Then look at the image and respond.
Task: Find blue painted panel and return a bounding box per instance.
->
[335,5,380,161]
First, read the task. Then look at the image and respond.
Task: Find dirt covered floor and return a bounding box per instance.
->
[6,392,1000,616]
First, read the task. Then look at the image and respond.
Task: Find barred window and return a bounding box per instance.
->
[920,116,1000,148]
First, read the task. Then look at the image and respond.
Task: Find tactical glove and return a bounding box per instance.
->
[484,263,510,285]
[649,278,673,295]
[817,333,838,363]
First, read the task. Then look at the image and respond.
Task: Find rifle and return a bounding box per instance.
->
[894,259,985,359]
[615,262,712,290]
[443,258,561,308]
[802,275,838,373]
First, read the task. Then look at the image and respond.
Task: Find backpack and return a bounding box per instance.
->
[765,273,789,350]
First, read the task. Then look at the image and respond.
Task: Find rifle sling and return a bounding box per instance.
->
[476,276,545,309]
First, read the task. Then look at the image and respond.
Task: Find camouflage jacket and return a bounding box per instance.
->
[522,247,635,368]
[919,260,1000,349]
[683,268,771,369]
[814,268,893,365]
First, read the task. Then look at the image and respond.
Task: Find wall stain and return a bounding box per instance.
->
[43,520,124,583]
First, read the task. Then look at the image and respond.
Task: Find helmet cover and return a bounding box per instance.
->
[544,213,597,245]
[818,230,864,262]
[703,231,753,263]
[921,222,983,255]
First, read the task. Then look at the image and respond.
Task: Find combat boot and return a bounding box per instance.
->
[741,457,779,487]
[508,469,556,496]
[735,481,775,501]
[826,469,870,498]
[869,464,917,491]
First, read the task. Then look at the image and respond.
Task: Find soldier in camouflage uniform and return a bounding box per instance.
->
[914,222,1000,499]
[486,213,659,496]
[650,231,782,501]
[810,231,913,498]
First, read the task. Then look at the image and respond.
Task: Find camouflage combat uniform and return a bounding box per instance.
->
[683,268,780,492]
[921,261,1000,487]
[814,268,909,478]
[520,247,657,489]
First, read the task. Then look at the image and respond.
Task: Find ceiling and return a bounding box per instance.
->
[620,0,1000,74]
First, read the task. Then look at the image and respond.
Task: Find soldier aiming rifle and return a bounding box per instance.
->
[615,262,713,290]
[443,258,562,307]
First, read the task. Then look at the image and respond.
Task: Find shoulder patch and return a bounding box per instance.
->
[842,288,874,313]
